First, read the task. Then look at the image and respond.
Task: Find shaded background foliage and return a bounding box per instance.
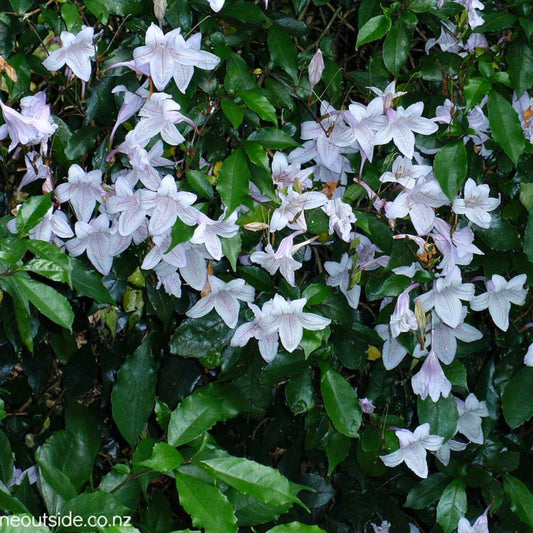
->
[0,0,532,532]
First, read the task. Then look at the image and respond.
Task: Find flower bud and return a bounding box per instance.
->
[308,49,324,90]
[153,0,167,24]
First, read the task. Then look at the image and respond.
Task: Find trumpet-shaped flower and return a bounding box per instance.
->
[270,188,328,232]
[271,151,313,190]
[186,275,255,328]
[42,26,95,82]
[452,178,500,228]
[17,151,52,192]
[456,393,489,444]
[470,274,528,331]
[458,509,490,533]
[380,156,432,189]
[55,164,105,223]
[380,423,444,478]
[133,24,220,92]
[411,350,452,402]
[389,287,418,338]
[190,210,239,261]
[322,198,356,242]
[324,253,361,309]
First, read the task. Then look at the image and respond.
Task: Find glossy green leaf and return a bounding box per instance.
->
[434,141,468,201]
[503,474,533,527]
[64,126,98,160]
[405,473,449,509]
[221,98,244,129]
[112,337,157,446]
[0,431,13,486]
[168,383,243,446]
[239,90,277,124]
[320,368,362,438]
[325,431,351,476]
[16,194,52,236]
[383,22,409,75]
[285,369,315,414]
[175,471,238,533]
[436,479,467,533]
[217,148,250,214]
[267,25,298,82]
[134,442,184,472]
[524,209,533,263]
[508,41,533,96]
[247,128,299,149]
[502,367,533,428]
[356,15,391,49]
[417,395,459,441]
[61,492,129,522]
[266,523,326,533]
[488,90,525,164]
[70,258,114,303]
[186,170,214,200]
[0,516,50,533]
[196,456,308,507]
[464,77,492,111]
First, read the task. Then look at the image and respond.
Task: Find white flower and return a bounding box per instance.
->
[380,156,432,189]
[43,26,95,82]
[525,343,533,366]
[322,198,356,242]
[250,232,303,286]
[417,267,475,328]
[380,423,444,478]
[452,178,500,228]
[186,276,255,328]
[470,274,528,331]
[324,253,361,309]
[133,24,220,92]
[110,85,146,143]
[456,393,489,444]
[456,0,485,29]
[55,164,104,223]
[411,350,452,402]
[271,151,313,190]
[435,439,468,466]
[190,210,239,261]
[17,151,52,192]
[270,187,328,232]
[371,521,391,533]
[458,508,490,533]
[390,288,418,338]
[373,102,439,159]
[308,49,325,89]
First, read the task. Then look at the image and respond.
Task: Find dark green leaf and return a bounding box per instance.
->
[135,442,185,472]
[70,258,114,303]
[405,473,449,509]
[320,368,362,438]
[524,209,533,263]
[464,77,492,111]
[502,367,533,428]
[383,22,409,75]
[112,337,157,446]
[434,142,468,201]
[266,523,326,533]
[356,15,391,49]
[247,128,299,149]
[0,431,13,486]
[503,474,533,527]
[186,170,214,200]
[64,126,99,160]
[508,41,533,95]
[16,194,52,236]
[239,90,277,124]
[417,395,459,441]
[267,25,298,82]
[436,479,467,533]
[217,148,250,214]
[285,369,315,414]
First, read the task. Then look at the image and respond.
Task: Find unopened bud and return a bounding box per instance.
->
[243,222,269,231]
[308,49,324,90]
[154,0,167,24]
[414,299,427,333]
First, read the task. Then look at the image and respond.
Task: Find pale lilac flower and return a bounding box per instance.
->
[17,151,52,192]
[66,214,116,275]
[154,261,182,298]
[208,0,225,11]
[186,275,255,328]
[525,343,533,366]
[271,151,313,190]
[141,175,198,236]
[456,393,489,444]
[324,253,361,309]
[470,274,528,331]
[28,208,74,243]
[179,243,210,290]
[433,98,455,124]
[369,80,407,112]
[376,324,409,370]
[431,308,482,365]
[322,198,356,242]
[128,92,195,146]
[373,102,438,159]
[371,521,391,533]
[55,164,104,223]
[250,232,303,286]
[0,93,57,152]
[458,508,490,533]
[190,210,239,261]
[262,294,331,353]
[416,267,475,328]
[456,0,485,29]
[390,286,418,338]
[43,26,95,82]
[379,156,432,189]
[9,466,39,487]
[153,0,167,23]
[132,24,220,92]
[380,423,444,478]
[435,439,468,466]
[411,349,452,402]
[466,102,491,157]
[452,178,500,228]
[425,22,462,54]
[270,188,328,232]
[359,397,376,415]
[231,301,280,362]
[431,218,483,274]
[110,85,146,143]
[308,49,325,90]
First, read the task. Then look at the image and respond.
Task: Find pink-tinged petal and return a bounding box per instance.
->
[180,250,207,290]
[488,293,510,331]
[69,185,97,222]
[186,295,214,319]
[380,449,404,468]
[382,337,408,370]
[298,312,330,330]
[278,315,303,353]
[65,237,87,257]
[435,291,462,328]
[402,443,429,478]
[42,50,67,72]
[150,47,174,91]
[231,321,257,347]
[432,326,457,365]
[87,235,113,275]
[214,292,240,328]
[141,246,163,270]
[149,198,178,235]
[66,48,92,82]
[258,333,279,363]
[119,209,147,237]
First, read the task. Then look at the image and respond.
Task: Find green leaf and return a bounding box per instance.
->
[0,516,51,533]
[15,273,74,330]
[134,442,184,472]
[0,276,33,351]
[266,523,326,533]
[23,258,70,283]
[112,337,157,446]
[356,15,391,49]
[320,368,362,438]
[247,128,299,149]
[502,367,533,428]
[221,98,244,129]
[285,369,315,414]
[0,492,29,515]
[488,90,525,164]
[508,41,533,96]
[185,170,214,200]
[436,479,467,533]
[519,183,533,211]
[417,395,459,441]
[365,273,411,301]
[383,22,409,75]
[224,53,257,93]
[434,142,468,201]
[464,77,492,111]
[196,456,308,507]
[325,431,351,476]
[61,2,83,32]
[244,141,270,171]
[175,471,238,533]
[26,240,72,283]
[16,194,52,236]
[217,148,250,214]
[168,383,243,446]
[239,90,277,124]
[70,258,114,303]
[524,209,533,263]
[64,126,99,160]
[267,25,298,83]
[0,431,13,486]
[405,473,450,509]
[503,474,533,527]
[61,492,129,523]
